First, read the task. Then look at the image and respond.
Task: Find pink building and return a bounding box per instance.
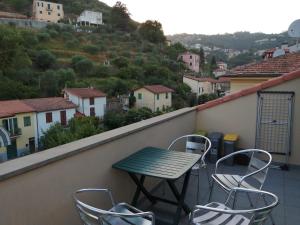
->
[178,51,200,73]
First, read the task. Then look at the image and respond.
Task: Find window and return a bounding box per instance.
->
[58,13,60,17]
[90,107,95,116]
[190,62,192,66]
[46,112,52,123]
[37,2,39,6]
[2,118,18,132]
[41,2,43,7]
[190,55,193,59]
[138,93,142,100]
[89,97,94,105]
[40,11,42,14]
[23,116,31,127]
[57,5,60,10]
[48,12,51,15]
[166,93,168,99]
[156,94,159,100]
[47,3,51,9]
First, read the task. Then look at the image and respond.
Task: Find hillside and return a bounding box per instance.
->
[168,32,294,51]
[0,19,194,109]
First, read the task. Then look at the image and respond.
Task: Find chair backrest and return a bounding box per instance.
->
[246,189,278,225]
[73,189,154,225]
[168,134,211,165]
[191,188,278,225]
[245,149,272,188]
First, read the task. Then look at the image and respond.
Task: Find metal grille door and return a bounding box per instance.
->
[255,91,294,166]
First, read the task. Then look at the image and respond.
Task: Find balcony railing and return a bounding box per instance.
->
[9,128,22,138]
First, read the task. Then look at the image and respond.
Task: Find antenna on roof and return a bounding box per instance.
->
[288,19,300,49]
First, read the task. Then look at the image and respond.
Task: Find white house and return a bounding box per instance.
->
[23,97,76,147]
[63,88,106,117]
[77,10,103,26]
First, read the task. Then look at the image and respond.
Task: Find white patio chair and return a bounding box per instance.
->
[167,134,212,203]
[208,149,274,224]
[190,188,278,225]
[73,188,155,225]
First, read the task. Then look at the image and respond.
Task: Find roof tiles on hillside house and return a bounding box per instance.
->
[63,88,106,98]
[138,85,175,94]
[184,75,230,83]
[23,97,76,112]
[197,70,300,111]
[225,53,300,77]
[0,100,35,118]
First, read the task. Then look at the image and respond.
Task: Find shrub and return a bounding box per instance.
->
[82,44,100,55]
[37,32,50,42]
[35,50,56,69]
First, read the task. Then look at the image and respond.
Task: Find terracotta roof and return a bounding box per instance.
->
[197,70,300,111]
[136,85,174,94]
[23,97,76,112]
[225,53,300,77]
[0,100,35,118]
[184,76,229,83]
[63,88,106,98]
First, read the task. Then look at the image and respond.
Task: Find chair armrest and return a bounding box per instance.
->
[240,159,271,183]
[73,188,116,207]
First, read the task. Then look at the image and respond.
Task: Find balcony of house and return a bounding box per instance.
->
[0,70,299,225]
[9,127,22,138]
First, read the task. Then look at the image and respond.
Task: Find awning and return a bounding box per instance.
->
[0,127,11,147]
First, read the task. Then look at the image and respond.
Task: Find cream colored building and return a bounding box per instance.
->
[134,85,174,112]
[0,100,36,162]
[225,52,300,93]
[32,0,64,23]
[183,76,216,96]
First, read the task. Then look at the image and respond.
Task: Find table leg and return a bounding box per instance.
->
[129,173,156,205]
[168,170,192,225]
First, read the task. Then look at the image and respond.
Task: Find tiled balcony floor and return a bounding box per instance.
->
[137,163,300,225]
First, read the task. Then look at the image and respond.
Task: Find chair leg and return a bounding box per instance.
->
[246,192,254,207]
[197,170,200,204]
[263,195,276,225]
[162,180,166,196]
[232,190,238,209]
[208,179,214,202]
[205,167,212,188]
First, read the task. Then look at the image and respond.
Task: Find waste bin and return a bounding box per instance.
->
[223,133,239,166]
[208,132,223,163]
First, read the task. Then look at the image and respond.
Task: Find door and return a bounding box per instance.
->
[29,137,35,154]
[90,107,95,116]
[255,91,294,166]
[7,139,17,160]
[60,110,67,126]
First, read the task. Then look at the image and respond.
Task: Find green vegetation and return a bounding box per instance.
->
[41,117,102,149]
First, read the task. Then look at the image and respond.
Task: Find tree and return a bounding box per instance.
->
[139,20,166,43]
[209,56,217,77]
[41,117,102,149]
[71,56,94,77]
[110,1,135,32]
[35,50,56,70]
[199,47,205,71]
[0,25,22,70]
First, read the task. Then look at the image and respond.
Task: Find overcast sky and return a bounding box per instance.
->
[101,0,300,35]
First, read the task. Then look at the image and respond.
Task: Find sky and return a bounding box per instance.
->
[101,0,300,35]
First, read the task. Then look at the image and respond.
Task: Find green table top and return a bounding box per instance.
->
[112,147,201,180]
